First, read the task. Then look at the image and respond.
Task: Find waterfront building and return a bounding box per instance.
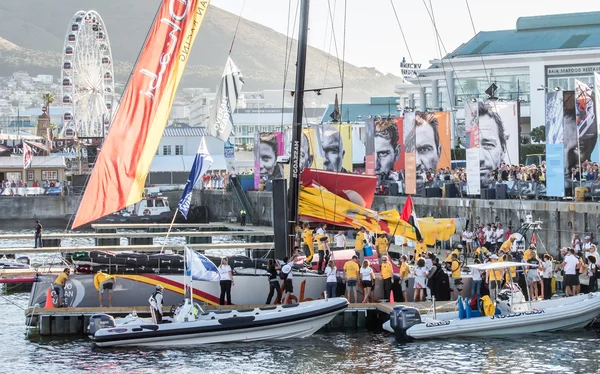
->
[393,11,600,145]
[0,155,66,184]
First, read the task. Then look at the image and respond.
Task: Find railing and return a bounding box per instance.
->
[228,177,254,221]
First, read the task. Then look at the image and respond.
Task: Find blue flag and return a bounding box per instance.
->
[185,246,220,282]
[177,136,213,218]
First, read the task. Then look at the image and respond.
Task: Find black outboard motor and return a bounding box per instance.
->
[87,314,116,336]
[389,306,421,341]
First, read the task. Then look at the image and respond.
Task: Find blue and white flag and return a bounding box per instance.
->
[206,57,244,142]
[185,246,220,282]
[177,136,213,218]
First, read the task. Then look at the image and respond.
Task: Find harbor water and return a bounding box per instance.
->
[2,229,600,373]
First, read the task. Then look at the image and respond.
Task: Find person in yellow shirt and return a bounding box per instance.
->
[315,223,331,274]
[445,245,462,263]
[523,244,536,262]
[379,255,394,301]
[343,255,360,303]
[375,234,389,266]
[415,238,428,260]
[397,255,410,302]
[94,271,117,307]
[474,245,488,262]
[355,226,367,263]
[302,222,314,267]
[449,254,462,300]
[487,255,503,300]
[53,268,71,308]
[502,253,517,284]
[499,235,516,254]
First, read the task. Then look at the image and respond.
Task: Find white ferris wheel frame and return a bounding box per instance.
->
[61,10,115,138]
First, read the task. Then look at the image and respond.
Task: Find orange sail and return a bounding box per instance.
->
[73,1,210,228]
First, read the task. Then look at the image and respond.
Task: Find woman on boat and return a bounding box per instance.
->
[541,254,554,299]
[359,260,374,303]
[266,259,282,304]
[587,255,598,293]
[218,257,234,305]
[325,260,338,298]
[413,258,429,302]
[526,250,541,301]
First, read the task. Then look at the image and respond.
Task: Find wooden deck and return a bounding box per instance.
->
[91,223,224,229]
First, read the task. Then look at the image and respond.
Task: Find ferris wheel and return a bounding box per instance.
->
[61,10,115,138]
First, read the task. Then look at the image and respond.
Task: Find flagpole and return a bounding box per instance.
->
[160,208,179,254]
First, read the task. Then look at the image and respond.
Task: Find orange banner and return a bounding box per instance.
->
[73,1,210,228]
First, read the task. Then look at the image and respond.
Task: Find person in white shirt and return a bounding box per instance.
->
[483,225,494,249]
[560,248,580,297]
[572,234,582,255]
[324,260,338,298]
[359,260,375,303]
[470,259,482,298]
[583,236,594,262]
[218,258,234,305]
[495,224,505,246]
[463,227,474,256]
[281,251,299,304]
[334,231,347,249]
[541,254,554,300]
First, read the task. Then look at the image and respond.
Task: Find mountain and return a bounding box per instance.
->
[0,1,400,102]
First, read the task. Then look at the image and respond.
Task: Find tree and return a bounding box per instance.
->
[41,92,55,115]
[530,126,545,144]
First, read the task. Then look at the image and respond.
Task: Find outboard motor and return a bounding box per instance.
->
[87,314,116,336]
[389,306,421,341]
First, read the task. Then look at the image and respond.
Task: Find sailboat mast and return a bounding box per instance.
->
[287,0,310,255]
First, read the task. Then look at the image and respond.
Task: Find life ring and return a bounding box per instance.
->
[143,209,151,216]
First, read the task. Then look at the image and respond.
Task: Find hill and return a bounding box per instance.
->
[0,1,400,102]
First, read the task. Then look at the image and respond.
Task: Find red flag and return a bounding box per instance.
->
[23,142,33,169]
[401,195,422,241]
[531,232,537,245]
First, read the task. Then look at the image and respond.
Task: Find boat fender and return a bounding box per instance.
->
[87,314,116,336]
[389,306,421,341]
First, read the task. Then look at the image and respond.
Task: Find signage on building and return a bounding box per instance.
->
[547,65,600,76]
[224,137,235,159]
[400,57,422,78]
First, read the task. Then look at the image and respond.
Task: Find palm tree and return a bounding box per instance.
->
[41,92,55,115]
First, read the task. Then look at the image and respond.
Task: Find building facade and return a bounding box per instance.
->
[394,11,600,145]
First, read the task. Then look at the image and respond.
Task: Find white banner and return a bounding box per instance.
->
[466,148,481,195]
[206,57,244,142]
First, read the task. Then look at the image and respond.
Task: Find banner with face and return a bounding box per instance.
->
[403,112,416,195]
[315,124,352,172]
[545,91,565,197]
[254,132,284,189]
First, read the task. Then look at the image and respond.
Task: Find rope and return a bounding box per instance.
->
[228,0,246,55]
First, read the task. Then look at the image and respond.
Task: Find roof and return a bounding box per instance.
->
[449,11,600,57]
[163,126,208,137]
[320,100,399,123]
[0,156,66,169]
[468,261,537,270]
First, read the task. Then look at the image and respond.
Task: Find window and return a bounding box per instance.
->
[42,170,58,181]
[175,145,184,155]
[146,200,154,208]
[163,145,172,155]
[27,171,34,181]
[155,199,165,207]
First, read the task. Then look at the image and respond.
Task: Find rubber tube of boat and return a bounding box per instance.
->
[389,306,421,341]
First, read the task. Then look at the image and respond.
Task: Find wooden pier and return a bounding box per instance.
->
[25,301,458,336]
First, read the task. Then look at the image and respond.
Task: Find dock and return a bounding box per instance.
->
[25,301,459,336]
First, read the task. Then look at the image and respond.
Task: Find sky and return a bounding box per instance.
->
[212,0,600,76]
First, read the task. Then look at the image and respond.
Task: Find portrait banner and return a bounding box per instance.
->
[491,102,520,166]
[546,143,565,197]
[433,112,450,170]
[464,102,479,149]
[404,112,416,195]
[372,118,403,176]
[466,148,480,195]
[574,80,598,166]
[253,133,260,189]
[365,118,375,175]
[546,91,564,145]
[315,124,352,172]
[255,132,284,190]
[394,118,405,170]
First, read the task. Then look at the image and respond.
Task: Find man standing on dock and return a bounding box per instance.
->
[240,209,247,226]
[343,255,360,303]
[34,220,42,248]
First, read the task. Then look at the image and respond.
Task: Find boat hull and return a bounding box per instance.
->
[93,298,348,347]
[28,273,328,308]
[404,293,600,339]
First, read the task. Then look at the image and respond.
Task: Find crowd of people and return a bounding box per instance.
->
[1,179,68,196]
